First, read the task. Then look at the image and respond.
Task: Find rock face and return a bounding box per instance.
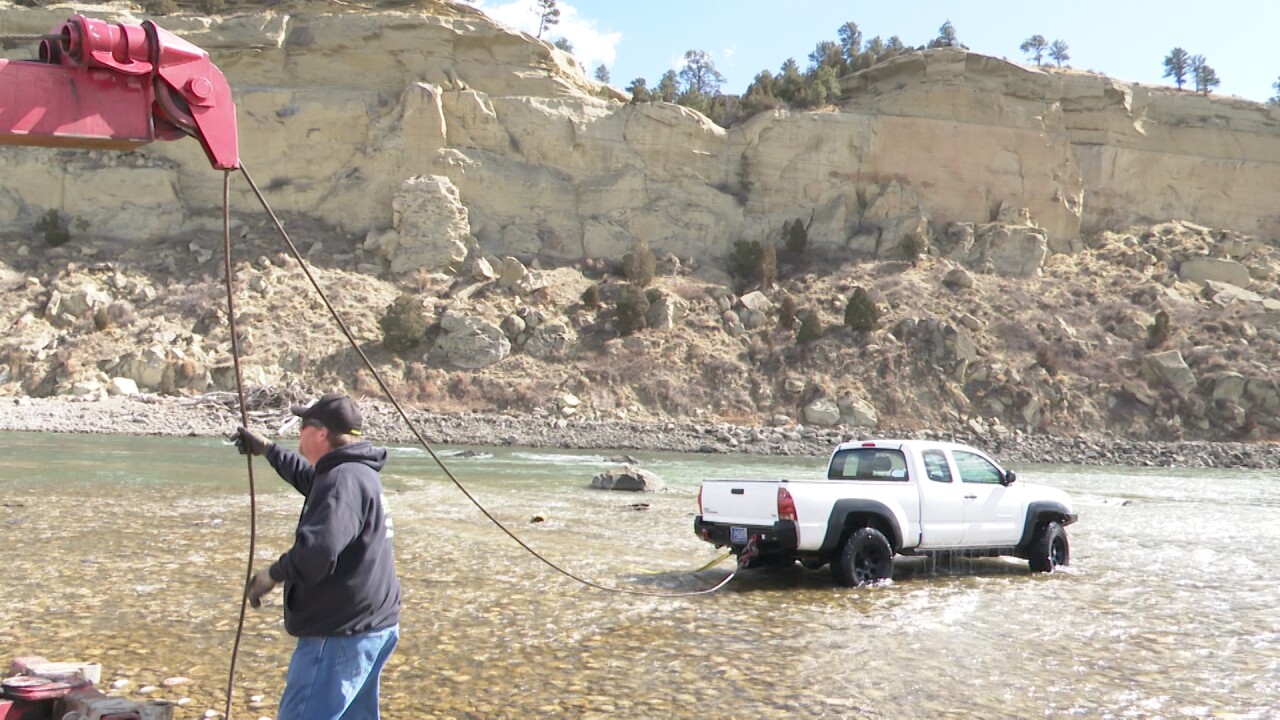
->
[4,4,1280,271]
[10,3,1280,448]
[364,175,474,273]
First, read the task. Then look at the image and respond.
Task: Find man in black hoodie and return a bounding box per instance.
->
[235,393,401,720]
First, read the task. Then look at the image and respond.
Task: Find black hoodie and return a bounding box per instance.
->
[265,441,401,637]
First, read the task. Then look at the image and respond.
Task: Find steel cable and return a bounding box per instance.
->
[218,161,737,717]
[232,162,736,598]
[219,170,260,720]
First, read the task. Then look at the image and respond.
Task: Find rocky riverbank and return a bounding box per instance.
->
[2,393,1277,469]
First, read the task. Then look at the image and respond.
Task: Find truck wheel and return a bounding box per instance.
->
[1028,521,1069,573]
[833,527,893,587]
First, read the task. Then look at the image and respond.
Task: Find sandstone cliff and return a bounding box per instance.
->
[7,3,1280,262]
[4,1,1280,446]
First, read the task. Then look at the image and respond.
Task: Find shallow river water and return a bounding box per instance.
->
[1,431,1278,719]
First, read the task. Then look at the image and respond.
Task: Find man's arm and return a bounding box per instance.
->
[265,443,316,496]
[235,426,315,496]
[268,477,363,585]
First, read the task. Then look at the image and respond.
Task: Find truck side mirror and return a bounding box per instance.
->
[1001,470,1017,486]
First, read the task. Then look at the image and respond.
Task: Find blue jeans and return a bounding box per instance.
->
[277,625,399,720]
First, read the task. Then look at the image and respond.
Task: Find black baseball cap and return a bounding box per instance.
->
[291,393,363,436]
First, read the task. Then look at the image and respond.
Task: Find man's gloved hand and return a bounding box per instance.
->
[234,426,272,456]
[246,568,278,609]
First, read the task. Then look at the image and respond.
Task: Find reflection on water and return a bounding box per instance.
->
[2,432,1279,717]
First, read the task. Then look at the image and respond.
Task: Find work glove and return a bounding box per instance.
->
[246,568,278,609]
[234,426,272,456]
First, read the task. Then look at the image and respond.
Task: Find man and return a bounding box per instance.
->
[235,393,401,720]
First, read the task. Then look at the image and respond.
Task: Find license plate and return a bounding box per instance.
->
[730,526,748,544]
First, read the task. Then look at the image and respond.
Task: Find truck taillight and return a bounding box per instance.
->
[697,485,703,515]
[778,487,797,521]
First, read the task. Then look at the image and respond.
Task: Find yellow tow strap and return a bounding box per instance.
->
[693,551,733,572]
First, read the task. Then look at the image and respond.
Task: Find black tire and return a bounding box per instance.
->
[1028,521,1069,573]
[832,527,894,587]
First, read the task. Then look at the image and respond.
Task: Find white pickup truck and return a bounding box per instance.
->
[694,439,1077,586]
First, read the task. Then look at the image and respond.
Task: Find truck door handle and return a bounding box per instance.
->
[731,488,745,495]
[964,494,977,500]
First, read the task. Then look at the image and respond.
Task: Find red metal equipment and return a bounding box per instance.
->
[0,14,238,169]
[2,656,172,720]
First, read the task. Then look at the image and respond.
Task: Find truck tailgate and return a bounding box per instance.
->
[700,479,781,525]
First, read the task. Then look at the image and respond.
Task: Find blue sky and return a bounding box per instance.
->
[475,1,1280,104]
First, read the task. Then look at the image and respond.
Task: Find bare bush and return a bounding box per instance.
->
[614,285,650,336]
[797,309,823,344]
[621,241,656,287]
[379,293,428,352]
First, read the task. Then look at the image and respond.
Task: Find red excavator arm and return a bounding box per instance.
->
[0,14,238,169]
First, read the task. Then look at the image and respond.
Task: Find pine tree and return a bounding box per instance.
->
[594,64,610,84]
[778,294,798,331]
[899,234,925,266]
[843,287,879,333]
[728,239,763,289]
[775,58,803,104]
[379,294,428,352]
[621,240,656,287]
[808,40,845,73]
[626,77,650,102]
[808,66,842,107]
[535,0,560,39]
[1191,55,1220,95]
[614,285,650,336]
[1049,39,1070,67]
[797,310,824,344]
[1163,47,1190,90]
[838,22,863,65]
[679,50,726,97]
[866,36,886,58]
[928,20,962,49]
[742,70,781,115]
[656,70,679,102]
[784,217,809,259]
[1020,35,1048,65]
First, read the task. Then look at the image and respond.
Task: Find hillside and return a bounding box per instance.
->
[3,2,1280,449]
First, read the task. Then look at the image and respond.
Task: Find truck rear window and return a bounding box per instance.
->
[827,448,909,481]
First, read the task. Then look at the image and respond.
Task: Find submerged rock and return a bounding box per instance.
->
[589,466,666,492]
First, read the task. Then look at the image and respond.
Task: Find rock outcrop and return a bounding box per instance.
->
[7,2,1280,448]
[5,3,1280,271]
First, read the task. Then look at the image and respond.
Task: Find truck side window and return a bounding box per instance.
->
[954,451,1003,484]
[922,450,952,483]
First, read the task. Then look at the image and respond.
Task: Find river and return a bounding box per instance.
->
[1,431,1276,719]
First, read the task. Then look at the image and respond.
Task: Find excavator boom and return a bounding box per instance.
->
[0,14,238,169]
